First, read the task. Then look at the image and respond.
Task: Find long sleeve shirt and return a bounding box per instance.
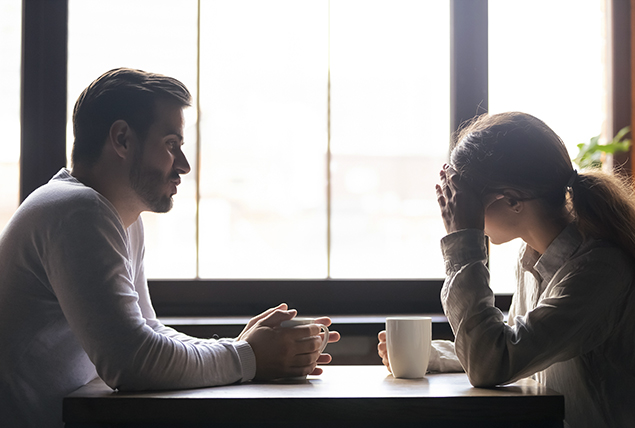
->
[0,169,256,428]
[440,226,635,428]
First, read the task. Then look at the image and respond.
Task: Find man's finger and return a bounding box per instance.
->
[279,324,322,338]
[309,367,324,376]
[312,316,332,327]
[292,351,322,368]
[325,330,340,343]
[259,309,297,327]
[316,353,332,364]
[294,335,323,354]
[250,303,288,324]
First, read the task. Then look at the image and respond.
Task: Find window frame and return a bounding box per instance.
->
[20,0,67,202]
[20,0,630,318]
[149,278,513,318]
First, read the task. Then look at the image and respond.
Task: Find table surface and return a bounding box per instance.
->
[64,365,564,427]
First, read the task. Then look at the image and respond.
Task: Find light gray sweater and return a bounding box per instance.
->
[0,169,256,428]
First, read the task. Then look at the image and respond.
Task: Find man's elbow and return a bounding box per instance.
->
[97,362,155,391]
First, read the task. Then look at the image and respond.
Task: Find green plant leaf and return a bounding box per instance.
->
[573,126,631,169]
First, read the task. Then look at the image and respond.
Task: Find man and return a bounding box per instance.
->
[0,68,338,428]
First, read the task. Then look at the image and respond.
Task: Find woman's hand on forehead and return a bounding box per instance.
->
[435,164,489,234]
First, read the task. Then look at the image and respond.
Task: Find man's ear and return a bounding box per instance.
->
[108,120,134,160]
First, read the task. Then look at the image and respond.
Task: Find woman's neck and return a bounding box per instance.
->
[521,202,569,254]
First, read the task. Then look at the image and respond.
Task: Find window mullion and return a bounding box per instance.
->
[450,0,488,138]
[327,0,332,279]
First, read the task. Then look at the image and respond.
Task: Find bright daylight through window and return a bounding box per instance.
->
[11,0,601,293]
[0,0,21,233]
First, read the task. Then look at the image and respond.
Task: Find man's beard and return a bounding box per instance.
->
[130,152,176,213]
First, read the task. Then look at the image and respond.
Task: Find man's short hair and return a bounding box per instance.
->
[71,68,192,166]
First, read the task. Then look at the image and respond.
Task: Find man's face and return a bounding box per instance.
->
[129,101,191,213]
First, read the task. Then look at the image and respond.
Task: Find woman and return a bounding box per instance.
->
[378,112,635,427]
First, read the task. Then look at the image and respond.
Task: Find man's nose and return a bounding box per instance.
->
[175,149,191,175]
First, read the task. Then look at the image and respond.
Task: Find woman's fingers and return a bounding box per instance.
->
[435,184,446,208]
[377,330,392,372]
[437,167,458,233]
[436,164,485,232]
[437,166,455,208]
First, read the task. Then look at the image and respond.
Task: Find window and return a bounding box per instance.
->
[0,0,21,231]
[20,0,607,303]
[328,1,448,279]
[68,0,450,281]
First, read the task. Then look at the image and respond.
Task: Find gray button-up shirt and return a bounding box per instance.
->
[440,225,635,428]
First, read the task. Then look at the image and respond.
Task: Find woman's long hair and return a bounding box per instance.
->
[451,111,635,259]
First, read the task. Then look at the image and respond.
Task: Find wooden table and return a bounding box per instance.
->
[63,365,564,428]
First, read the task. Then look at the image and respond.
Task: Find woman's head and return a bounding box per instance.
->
[451,112,574,217]
[451,111,635,259]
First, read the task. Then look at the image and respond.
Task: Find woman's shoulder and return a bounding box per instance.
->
[576,234,633,267]
[548,224,631,271]
[556,235,634,295]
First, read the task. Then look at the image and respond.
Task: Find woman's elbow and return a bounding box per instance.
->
[464,364,510,388]
[466,371,500,388]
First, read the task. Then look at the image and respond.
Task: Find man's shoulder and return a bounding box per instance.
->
[25,179,95,210]
[18,175,119,228]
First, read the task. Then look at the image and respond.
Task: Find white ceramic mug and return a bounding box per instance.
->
[386,316,432,379]
[280,317,330,353]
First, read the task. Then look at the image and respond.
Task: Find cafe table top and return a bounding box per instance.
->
[63,365,564,427]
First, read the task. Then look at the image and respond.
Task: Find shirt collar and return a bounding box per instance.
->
[520,243,540,273]
[51,167,77,183]
[521,224,583,284]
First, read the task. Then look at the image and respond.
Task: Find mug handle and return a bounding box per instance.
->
[316,324,330,353]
